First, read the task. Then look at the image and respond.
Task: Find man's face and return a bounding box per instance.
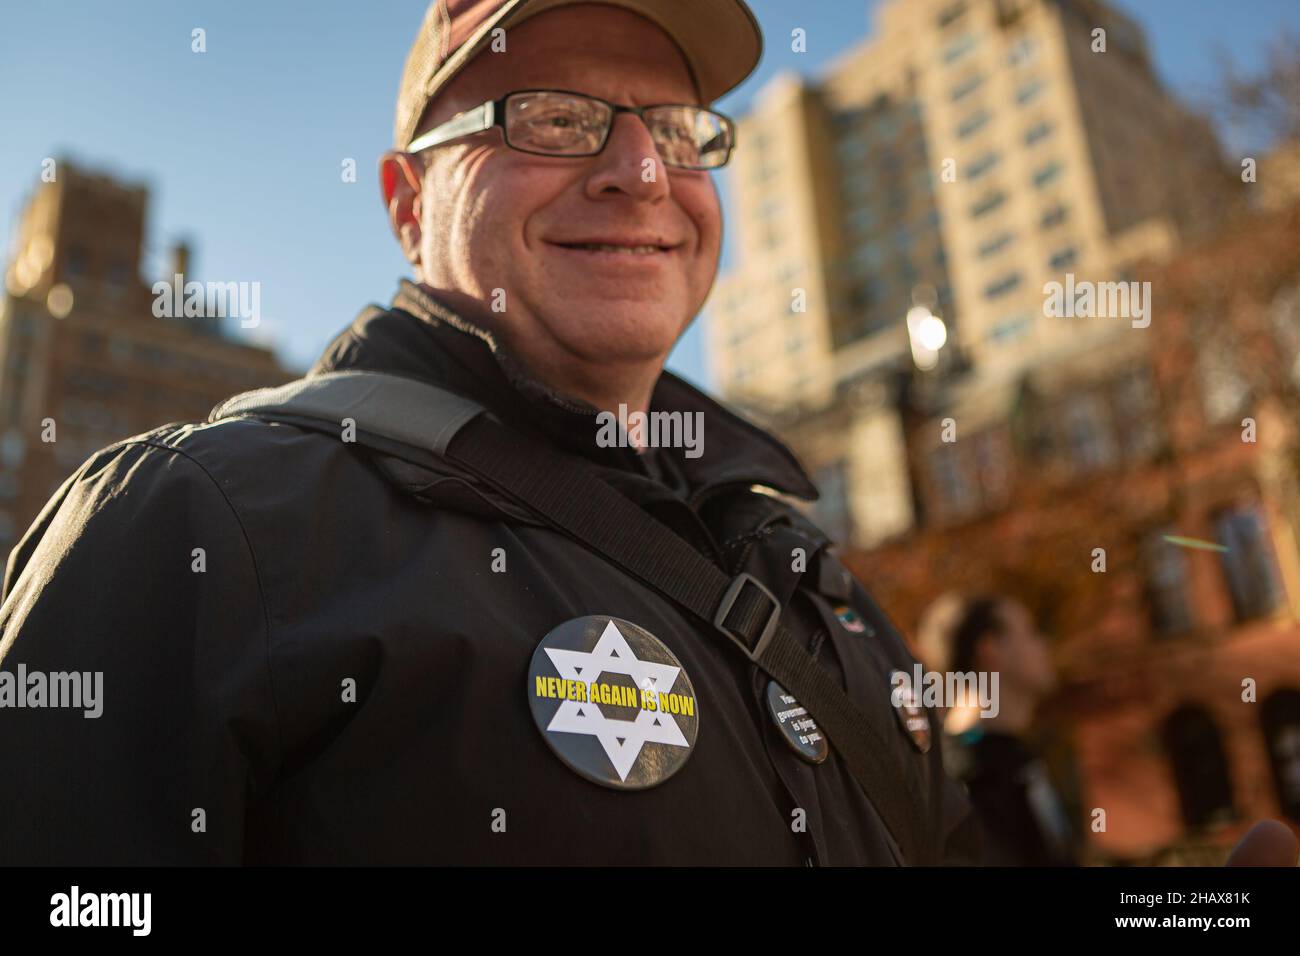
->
[394,4,723,376]
[993,600,1057,698]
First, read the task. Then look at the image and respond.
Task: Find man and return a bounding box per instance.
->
[0,0,979,865]
[930,596,1082,866]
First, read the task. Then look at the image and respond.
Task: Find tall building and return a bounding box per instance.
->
[0,162,291,557]
[709,0,1239,546]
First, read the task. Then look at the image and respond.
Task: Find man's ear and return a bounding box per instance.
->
[379,151,425,269]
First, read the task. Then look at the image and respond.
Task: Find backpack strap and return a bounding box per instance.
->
[211,369,486,457]
[211,370,934,863]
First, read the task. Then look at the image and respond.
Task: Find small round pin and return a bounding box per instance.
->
[765,680,829,764]
[889,669,932,753]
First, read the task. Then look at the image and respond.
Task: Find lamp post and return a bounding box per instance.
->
[905,283,949,372]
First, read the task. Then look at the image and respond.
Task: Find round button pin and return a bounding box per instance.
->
[527,616,699,790]
[765,680,829,764]
[832,604,868,634]
[889,669,932,753]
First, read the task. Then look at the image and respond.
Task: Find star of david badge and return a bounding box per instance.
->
[527,616,700,789]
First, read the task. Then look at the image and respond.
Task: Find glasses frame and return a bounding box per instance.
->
[406,88,736,171]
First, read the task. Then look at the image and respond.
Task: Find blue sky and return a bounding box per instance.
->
[1,1,1296,387]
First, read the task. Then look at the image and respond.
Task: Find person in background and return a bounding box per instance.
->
[922,594,1083,866]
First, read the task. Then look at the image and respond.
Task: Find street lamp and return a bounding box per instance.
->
[907,304,948,371]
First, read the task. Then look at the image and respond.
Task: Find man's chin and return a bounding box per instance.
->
[543,300,685,364]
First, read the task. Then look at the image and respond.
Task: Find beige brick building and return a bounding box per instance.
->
[0,162,290,557]
[709,0,1239,546]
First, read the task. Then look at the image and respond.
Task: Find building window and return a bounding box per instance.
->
[1032,160,1063,188]
[846,206,876,235]
[977,231,1015,258]
[1063,393,1117,471]
[1040,204,1068,229]
[937,1,968,28]
[931,442,977,519]
[1023,120,1054,146]
[1048,246,1077,270]
[1162,706,1236,829]
[106,257,131,295]
[64,244,89,281]
[846,279,876,313]
[836,133,872,164]
[1215,504,1284,621]
[1015,77,1045,104]
[967,150,1000,180]
[988,311,1032,343]
[872,113,900,142]
[970,190,1007,218]
[984,271,1022,299]
[1006,35,1038,67]
[950,73,984,102]
[852,243,887,273]
[956,109,991,139]
[777,260,805,284]
[1143,529,1194,636]
[1114,365,1162,459]
[942,32,978,64]
[974,430,1011,505]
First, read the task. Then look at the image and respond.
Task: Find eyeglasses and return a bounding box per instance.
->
[407,88,737,171]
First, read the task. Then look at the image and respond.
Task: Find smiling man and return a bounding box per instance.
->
[385,3,723,416]
[0,0,981,865]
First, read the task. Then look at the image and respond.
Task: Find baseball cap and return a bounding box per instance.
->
[393,0,763,151]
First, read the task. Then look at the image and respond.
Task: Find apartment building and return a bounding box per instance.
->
[709,0,1238,546]
[0,162,290,557]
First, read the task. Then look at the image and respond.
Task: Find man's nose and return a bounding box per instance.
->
[583,113,673,203]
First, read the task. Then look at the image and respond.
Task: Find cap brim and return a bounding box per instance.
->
[407,0,762,147]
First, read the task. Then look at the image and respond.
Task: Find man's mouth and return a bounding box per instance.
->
[548,239,679,256]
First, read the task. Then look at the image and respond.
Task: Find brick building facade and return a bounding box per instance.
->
[844,201,1300,862]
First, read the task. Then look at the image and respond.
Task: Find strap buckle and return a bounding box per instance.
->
[714,573,781,662]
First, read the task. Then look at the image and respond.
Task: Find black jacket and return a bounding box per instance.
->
[0,282,979,865]
[953,729,1080,866]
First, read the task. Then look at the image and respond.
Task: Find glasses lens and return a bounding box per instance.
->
[645,107,734,169]
[506,92,610,155]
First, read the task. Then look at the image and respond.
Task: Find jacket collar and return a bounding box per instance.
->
[310,281,818,503]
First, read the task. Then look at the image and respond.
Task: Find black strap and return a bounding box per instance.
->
[210,371,933,863]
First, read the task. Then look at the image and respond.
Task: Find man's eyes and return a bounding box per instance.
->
[518,105,700,156]
[529,110,594,129]
[651,123,690,143]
